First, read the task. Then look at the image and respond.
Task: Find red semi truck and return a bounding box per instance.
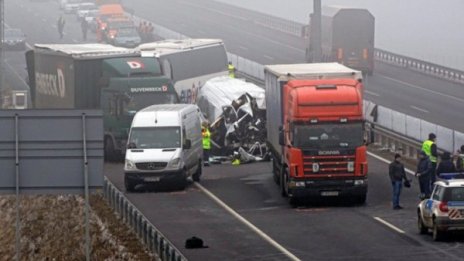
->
[265,63,368,205]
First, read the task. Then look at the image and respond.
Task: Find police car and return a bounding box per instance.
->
[417,173,464,241]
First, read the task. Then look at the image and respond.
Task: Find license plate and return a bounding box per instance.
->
[145,177,160,182]
[321,191,339,197]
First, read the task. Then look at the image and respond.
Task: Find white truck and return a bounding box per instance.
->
[124,104,203,191]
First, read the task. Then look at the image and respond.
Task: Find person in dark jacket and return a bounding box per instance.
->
[415,151,433,198]
[436,152,456,177]
[389,154,408,209]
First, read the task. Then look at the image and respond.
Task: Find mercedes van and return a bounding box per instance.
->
[124,104,203,191]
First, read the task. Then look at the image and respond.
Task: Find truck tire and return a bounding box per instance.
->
[280,168,288,197]
[124,175,136,192]
[417,212,428,234]
[272,159,279,185]
[105,137,116,162]
[192,161,202,182]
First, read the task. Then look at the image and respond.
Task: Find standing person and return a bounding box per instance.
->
[57,15,66,39]
[202,122,211,166]
[389,154,408,210]
[456,145,464,172]
[228,61,236,78]
[436,152,456,178]
[81,19,88,41]
[415,151,432,199]
[422,133,437,190]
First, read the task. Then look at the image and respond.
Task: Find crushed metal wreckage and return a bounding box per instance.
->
[197,76,268,162]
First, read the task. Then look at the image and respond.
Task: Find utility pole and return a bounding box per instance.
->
[311,0,322,62]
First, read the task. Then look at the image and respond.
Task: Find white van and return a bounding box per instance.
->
[124,104,203,191]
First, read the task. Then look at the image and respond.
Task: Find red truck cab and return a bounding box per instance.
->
[265,63,367,205]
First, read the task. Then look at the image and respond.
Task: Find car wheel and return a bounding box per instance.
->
[432,219,445,241]
[124,175,136,192]
[192,161,202,182]
[417,212,428,234]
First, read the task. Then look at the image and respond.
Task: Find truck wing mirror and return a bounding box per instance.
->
[183,139,191,150]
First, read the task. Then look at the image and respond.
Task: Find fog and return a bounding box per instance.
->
[216,0,464,70]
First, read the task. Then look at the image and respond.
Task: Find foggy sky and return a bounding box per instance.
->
[216,0,464,70]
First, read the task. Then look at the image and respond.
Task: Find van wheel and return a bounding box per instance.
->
[192,161,202,182]
[124,175,136,192]
[105,137,116,162]
[175,170,188,190]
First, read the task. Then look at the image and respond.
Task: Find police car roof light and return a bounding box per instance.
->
[439,172,464,180]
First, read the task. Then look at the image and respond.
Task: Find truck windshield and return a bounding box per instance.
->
[128,127,181,149]
[293,122,363,149]
[125,93,178,112]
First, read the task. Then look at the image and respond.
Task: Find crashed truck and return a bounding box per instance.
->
[196,76,266,161]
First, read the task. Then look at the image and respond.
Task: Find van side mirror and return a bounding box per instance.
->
[183,139,191,150]
[278,126,284,146]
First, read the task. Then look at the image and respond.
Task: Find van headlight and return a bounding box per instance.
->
[169,158,181,168]
[125,160,136,171]
[347,161,355,172]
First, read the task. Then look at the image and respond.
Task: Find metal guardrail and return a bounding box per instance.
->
[103,177,187,261]
[374,49,464,84]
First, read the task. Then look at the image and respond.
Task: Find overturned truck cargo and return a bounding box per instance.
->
[197,76,266,157]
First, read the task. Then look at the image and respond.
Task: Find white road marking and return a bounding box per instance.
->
[239,45,249,51]
[410,105,429,113]
[264,55,275,61]
[367,152,415,175]
[378,75,464,103]
[365,90,380,97]
[194,183,301,261]
[373,217,406,234]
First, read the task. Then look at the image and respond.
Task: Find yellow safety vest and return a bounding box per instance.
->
[228,64,235,78]
[422,140,437,163]
[202,128,211,150]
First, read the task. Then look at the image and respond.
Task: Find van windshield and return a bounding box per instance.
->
[128,127,181,149]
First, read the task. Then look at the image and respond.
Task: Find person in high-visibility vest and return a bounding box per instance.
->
[228,62,236,78]
[202,122,211,166]
[421,133,437,191]
[456,145,464,172]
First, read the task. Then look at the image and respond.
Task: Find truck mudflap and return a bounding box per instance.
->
[287,178,368,199]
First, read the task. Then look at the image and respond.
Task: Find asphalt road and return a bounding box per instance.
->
[105,154,464,260]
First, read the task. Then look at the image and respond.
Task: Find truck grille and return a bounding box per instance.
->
[136,162,168,170]
[302,150,355,175]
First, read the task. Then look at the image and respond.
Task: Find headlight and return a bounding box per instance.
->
[169,158,181,168]
[347,161,355,172]
[312,163,320,173]
[124,160,136,171]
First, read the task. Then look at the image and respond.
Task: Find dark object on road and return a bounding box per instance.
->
[403,179,411,188]
[185,236,208,249]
